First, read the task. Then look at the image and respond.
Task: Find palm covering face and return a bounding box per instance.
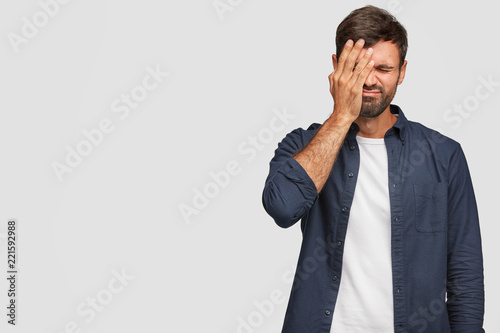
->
[329,38,374,121]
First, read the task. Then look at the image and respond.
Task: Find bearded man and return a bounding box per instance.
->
[262,5,485,333]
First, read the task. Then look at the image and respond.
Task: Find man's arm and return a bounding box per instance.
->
[262,39,374,227]
[446,145,485,332]
[294,39,374,192]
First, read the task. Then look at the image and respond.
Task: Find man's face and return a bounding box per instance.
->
[354,41,407,118]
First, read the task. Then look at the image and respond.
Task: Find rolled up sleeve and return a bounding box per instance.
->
[262,128,318,228]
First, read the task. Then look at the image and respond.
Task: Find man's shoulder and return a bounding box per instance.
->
[394,104,460,150]
[280,123,322,145]
[405,119,463,156]
[306,123,322,131]
[292,122,322,134]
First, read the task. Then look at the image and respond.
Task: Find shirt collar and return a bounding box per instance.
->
[347,104,407,145]
[390,104,407,144]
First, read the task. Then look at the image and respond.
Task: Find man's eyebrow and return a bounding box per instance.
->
[376,64,396,70]
[353,63,396,70]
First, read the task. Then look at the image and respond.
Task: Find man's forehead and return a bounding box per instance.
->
[355,40,399,66]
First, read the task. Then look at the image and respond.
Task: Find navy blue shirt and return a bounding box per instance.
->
[262,105,485,332]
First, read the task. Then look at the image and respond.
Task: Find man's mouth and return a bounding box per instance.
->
[362,89,381,96]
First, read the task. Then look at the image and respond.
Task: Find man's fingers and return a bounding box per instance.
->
[355,59,375,87]
[332,39,373,100]
[334,39,353,77]
[342,39,365,77]
[352,47,373,80]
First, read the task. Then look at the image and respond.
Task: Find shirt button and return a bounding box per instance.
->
[337,241,342,247]
[394,216,400,222]
[342,206,348,212]
[392,183,396,188]
[350,145,356,150]
[325,310,331,315]
[332,275,338,281]
[348,172,354,178]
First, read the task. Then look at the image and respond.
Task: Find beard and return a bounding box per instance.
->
[359,81,398,118]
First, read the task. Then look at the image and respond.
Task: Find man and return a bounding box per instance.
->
[262,5,485,333]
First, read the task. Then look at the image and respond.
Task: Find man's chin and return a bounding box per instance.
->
[359,112,382,118]
[362,96,379,102]
[360,103,386,118]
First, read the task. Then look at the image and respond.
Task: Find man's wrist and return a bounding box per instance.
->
[329,107,356,130]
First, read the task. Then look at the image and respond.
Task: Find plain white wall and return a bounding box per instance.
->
[0,0,497,332]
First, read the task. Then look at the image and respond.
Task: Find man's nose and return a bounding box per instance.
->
[363,68,377,87]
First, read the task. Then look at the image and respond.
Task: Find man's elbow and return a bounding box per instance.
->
[263,203,299,229]
[262,184,303,229]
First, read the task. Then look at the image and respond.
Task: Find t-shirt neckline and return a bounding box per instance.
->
[356,135,385,145]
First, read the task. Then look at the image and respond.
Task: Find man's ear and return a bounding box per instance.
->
[332,54,338,71]
[397,60,407,85]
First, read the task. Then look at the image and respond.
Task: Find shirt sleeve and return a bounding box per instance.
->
[262,128,319,228]
[446,144,485,332]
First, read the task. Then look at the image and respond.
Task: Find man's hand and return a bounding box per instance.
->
[292,39,374,193]
[329,39,374,122]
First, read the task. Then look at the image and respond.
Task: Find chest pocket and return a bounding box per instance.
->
[414,182,448,233]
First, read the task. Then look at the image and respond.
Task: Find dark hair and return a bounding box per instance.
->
[335,5,408,68]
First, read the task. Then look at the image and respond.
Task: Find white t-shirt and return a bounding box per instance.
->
[330,136,394,332]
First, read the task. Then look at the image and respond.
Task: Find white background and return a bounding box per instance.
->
[0,0,498,332]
